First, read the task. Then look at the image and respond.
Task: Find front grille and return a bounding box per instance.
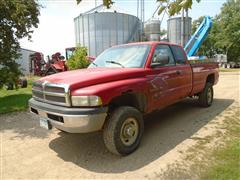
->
[45,86,65,93]
[32,91,44,99]
[45,95,66,103]
[33,83,43,91]
[32,82,70,106]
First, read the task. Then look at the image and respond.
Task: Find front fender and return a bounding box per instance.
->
[71,78,148,105]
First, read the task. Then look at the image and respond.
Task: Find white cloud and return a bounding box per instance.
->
[19,0,95,57]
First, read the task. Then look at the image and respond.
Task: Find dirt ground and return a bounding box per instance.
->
[1,72,239,179]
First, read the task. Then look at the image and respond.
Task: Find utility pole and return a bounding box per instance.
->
[142,0,145,25]
[138,0,145,41]
[181,8,185,47]
[185,8,189,45]
[137,0,139,18]
[141,0,145,41]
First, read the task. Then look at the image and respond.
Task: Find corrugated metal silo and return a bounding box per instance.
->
[167,17,192,46]
[74,5,140,57]
[144,19,161,41]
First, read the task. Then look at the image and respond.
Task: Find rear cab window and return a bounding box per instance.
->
[170,45,188,65]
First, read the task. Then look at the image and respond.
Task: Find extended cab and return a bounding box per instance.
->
[29,42,219,155]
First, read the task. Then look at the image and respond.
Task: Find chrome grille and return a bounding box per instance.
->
[45,86,65,93]
[32,91,44,99]
[45,95,66,103]
[32,81,71,106]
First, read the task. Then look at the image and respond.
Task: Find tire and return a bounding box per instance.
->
[19,78,28,88]
[6,82,14,90]
[103,106,144,156]
[198,82,214,107]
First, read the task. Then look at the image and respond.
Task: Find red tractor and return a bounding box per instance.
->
[36,47,95,76]
[29,52,45,76]
[44,52,67,75]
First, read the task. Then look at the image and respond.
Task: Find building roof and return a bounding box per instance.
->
[20,47,38,53]
[82,4,129,15]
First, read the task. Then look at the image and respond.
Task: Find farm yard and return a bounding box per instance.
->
[1,71,239,179]
[1,0,240,179]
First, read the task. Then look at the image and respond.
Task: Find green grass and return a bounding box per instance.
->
[201,113,240,180]
[202,140,240,180]
[0,77,39,114]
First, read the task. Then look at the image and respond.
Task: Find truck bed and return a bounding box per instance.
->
[190,62,219,96]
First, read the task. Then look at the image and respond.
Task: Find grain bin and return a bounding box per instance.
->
[74,5,140,57]
[144,19,161,41]
[167,17,192,46]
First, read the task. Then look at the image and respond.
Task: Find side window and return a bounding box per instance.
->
[151,45,175,66]
[171,45,187,64]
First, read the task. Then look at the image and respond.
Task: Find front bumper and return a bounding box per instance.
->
[29,98,108,133]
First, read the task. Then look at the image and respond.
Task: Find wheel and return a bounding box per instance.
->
[19,78,27,88]
[6,82,14,90]
[103,106,144,156]
[198,83,214,107]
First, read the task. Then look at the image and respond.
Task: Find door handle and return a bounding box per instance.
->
[176,70,182,75]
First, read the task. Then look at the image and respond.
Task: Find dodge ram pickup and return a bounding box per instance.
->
[29,41,219,155]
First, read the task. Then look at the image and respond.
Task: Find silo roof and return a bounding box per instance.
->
[83,4,129,15]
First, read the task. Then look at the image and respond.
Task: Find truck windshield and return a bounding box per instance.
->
[88,45,150,68]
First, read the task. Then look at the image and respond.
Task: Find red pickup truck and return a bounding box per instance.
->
[29,41,219,155]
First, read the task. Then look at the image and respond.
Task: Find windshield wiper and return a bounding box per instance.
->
[91,62,98,67]
[106,60,125,68]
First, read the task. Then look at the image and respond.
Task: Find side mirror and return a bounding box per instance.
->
[151,54,169,68]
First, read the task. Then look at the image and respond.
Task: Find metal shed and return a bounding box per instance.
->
[16,48,39,75]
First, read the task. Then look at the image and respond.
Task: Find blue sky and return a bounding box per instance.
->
[20,0,226,57]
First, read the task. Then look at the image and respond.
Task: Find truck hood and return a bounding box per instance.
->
[38,67,145,90]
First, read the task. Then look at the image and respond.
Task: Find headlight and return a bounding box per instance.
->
[71,96,102,106]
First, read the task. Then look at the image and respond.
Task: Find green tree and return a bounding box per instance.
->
[215,0,240,62]
[157,0,201,16]
[160,29,167,36]
[191,0,240,62]
[0,0,40,88]
[192,16,222,57]
[77,0,113,8]
[66,46,90,70]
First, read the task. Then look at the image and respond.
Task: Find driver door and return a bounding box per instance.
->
[148,44,180,110]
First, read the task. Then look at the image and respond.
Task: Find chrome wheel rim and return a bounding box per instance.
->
[207,88,212,104]
[120,118,139,146]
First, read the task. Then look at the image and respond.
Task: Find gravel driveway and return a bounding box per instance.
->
[1,72,239,179]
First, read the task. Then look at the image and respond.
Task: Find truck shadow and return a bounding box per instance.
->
[0,110,51,140]
[49,98,234,173]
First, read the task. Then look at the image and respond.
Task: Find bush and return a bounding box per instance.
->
[66,46,90,70]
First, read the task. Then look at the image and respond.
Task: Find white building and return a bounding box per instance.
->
[16,48,38,75]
